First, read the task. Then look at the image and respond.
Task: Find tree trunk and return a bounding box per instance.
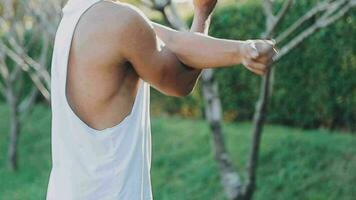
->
[153,3,243,198]
[6,86,20,171]
[243,67,274,200]
[242,1,354,199]
[201,69,242,200]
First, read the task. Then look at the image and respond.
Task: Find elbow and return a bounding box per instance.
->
[159,64,196,97]
[161,83,193,97]
[167,84,194,97]
[174,88,193,97]
[181,89,193,97]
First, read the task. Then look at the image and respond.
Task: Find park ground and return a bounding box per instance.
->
[0,104,355,200]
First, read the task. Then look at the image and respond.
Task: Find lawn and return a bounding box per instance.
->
[0,104,355,200]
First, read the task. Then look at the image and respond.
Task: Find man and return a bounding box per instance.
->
[47,0,277,199]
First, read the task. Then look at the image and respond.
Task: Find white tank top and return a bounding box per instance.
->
[46,0,152,199]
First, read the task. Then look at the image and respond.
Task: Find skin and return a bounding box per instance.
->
[66,0,277,131]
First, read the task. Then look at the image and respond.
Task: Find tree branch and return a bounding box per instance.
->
[19,86,39,119]
[0,58,10,81]
[166,1,189,30]
[265,0,294,37]
[0,52,7,95]
[201,69,243,200]
[275,0,333,43]
[10,38,50,85]
[0,43,50,101]
[142,0,171,12]
[275,0,355,61]
[142,0,188,30]
[243,67,273,200]
[262,0,274,20]
[247,1,354,199]
[0,82,5,96]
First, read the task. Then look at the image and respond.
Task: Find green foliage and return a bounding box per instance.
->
[150,87,203,118]
[270,16,356,130]
[209,3,265,121]
[1,104,356,200]
[151,2,356,131]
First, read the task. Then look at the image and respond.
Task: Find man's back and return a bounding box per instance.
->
[67,0,143,131]
[47,0,152,199]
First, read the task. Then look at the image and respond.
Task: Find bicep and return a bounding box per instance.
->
[119,9,183,94]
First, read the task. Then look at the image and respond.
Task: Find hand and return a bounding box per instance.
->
[241,40,278,75]
[193,0,218,18]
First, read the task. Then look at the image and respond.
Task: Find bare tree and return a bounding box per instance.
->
[143,0,356,199]
[0,51,21,171]
[246,1,355,199]
[0,0,63,170]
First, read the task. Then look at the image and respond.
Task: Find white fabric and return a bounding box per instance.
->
[46,0,152,199]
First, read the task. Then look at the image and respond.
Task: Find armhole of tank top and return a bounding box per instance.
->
[62,0,142,134]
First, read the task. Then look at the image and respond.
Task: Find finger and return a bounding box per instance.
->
[243,60,267,75]
[258,48,275,61]
[258,54,274,66]
[250,60,267,71]
[245,65,264,76]
[253,45,277,64]
[255,57,274,67]
[252,53,272,66]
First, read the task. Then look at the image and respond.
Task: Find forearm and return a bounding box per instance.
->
[152,20,246,69]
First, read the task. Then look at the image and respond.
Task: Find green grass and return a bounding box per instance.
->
[0,104,355,200]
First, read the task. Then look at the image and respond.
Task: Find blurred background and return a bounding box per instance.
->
[0,0,355,199]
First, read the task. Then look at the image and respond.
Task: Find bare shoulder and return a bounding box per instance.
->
[78,1,155,46]
[72,1,155,61]
[89,1,157,53]
[91,1,153,33]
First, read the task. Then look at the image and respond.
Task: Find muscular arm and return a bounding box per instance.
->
[152,12,212,97]
[152,22,246,69]
[119,4,275,97]
[120,6,213,97]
